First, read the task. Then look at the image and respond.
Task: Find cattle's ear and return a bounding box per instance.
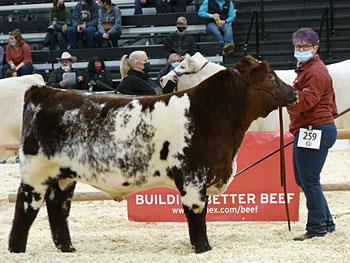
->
[187,54,200,71]
[250,61,269,83]
[184,53,191,61]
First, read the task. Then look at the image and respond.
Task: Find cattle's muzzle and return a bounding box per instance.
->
[279,80,298,107]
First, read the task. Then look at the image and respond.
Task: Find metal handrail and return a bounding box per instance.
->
[329,0,335,36]
[260,0,266,40]
[243,10,260,59]
[318,6,331,60]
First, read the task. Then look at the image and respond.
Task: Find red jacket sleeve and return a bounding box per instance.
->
[288,73,326,113]
[22,43,33,65]
[6,44,13,64]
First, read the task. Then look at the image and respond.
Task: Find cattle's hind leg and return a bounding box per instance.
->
[46,181,77,252]
[9,182,46,253]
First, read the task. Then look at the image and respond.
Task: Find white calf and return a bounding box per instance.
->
[0,74,45,161]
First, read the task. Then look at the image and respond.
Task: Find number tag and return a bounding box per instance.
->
[297,128,322,149]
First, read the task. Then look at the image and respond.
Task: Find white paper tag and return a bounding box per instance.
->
[297,128,322,149]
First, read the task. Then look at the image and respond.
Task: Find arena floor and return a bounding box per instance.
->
[0,148,349,263]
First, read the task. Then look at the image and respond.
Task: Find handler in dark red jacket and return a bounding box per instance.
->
[287,28,338,241]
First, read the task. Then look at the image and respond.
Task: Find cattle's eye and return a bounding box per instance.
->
[268,73,274,80]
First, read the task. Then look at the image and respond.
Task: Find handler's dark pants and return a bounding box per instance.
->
[293,122,337,235]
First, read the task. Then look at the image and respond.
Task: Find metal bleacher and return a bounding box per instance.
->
[0,0,224,87]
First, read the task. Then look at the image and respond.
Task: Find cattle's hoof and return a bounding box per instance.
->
[194,243,212,254]
[58,244,76,253]
[8,247,25,253]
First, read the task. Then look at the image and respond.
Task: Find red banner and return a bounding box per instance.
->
[127,132,300,222]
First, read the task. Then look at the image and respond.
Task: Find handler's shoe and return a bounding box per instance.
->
[223,43,235,54]
[293,232,326,241]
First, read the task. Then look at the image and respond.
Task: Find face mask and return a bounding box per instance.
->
[171,62,180,69]
[10,42,16,47]
[59,3,65,10]
[294,50,314,63]
[142,62,151,74]
[177,26,186,33]
[61,65,70,72]
[95,65,102,71]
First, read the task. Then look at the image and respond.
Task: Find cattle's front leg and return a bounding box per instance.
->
[175,175,212,254]
[182,197,211,253]
[9,183,45,253]
[46,181,77,252]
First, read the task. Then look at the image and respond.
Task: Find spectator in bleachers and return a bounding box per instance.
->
[198,0,235,55]
[2,29,34,77]
[134,0,163,15]
[117,50,177,95]
[67,0,99,49]
[0,46,4,79]
[5,68,18,78]
[163,0,192,13]
[95,0,122,48]
[85,56,113,91]
[44,0,72,51]
[48,51,85,89]
[163,16,197,60]
[156,53,180,84]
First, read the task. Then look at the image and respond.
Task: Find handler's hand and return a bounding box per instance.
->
[59,80,67,88]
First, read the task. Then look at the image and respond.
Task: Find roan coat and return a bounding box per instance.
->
[9,56,297,254]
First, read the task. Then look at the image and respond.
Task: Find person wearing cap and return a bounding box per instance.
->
[134,0,163,15]
[48,52,85,90]
[163,17,197,60]
[2,29,33,78]
[66,0,99,49]
[117,50,177,95]
[198,0,235,55]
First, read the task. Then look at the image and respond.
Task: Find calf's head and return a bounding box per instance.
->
[160,52,206,88]
[233,56,298,117]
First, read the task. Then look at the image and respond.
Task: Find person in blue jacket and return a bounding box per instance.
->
[198,0,235,54]
[95,0,122,48]
[67,0,99,48]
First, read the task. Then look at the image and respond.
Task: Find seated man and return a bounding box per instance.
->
[67,0,99,49]
[134,0,163,14]
[198,0,235,55]
[48,52,85,90]
[163,16,197,60]
[95,0,122,48]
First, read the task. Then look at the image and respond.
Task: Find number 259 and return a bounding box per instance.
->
[303,132,317,140]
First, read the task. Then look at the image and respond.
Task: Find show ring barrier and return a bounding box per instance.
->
[7,183,350,203]
[7,130,350,206]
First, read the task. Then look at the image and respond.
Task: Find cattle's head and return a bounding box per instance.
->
[160,52,209,89]
[233,56,298,116]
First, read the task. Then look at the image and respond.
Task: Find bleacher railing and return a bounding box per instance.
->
[243,10,260,60]
[318,6,333,60]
